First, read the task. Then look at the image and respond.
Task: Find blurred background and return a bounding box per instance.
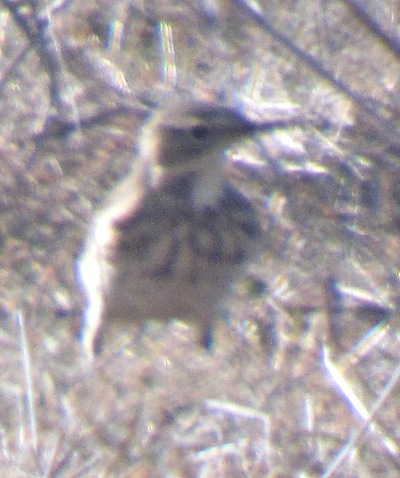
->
[1,0,400,476]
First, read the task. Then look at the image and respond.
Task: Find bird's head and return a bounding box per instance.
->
[138,100,292,207]
[140,101,261,177]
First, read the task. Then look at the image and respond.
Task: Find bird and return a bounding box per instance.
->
[78,99,291,359]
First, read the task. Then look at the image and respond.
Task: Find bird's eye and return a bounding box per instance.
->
[190,125,210,140]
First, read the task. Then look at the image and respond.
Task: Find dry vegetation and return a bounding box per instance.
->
[2,0,400,476]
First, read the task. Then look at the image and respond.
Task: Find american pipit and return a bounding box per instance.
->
[79,100,289,358]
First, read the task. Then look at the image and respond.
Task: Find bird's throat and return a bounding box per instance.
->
[191,161,224,209]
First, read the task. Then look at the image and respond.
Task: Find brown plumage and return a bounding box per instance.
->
[78,100,286,359]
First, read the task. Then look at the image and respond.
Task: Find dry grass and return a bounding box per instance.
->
[1,0,400,476]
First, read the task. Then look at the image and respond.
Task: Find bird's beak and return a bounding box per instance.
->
[254,117,303,133]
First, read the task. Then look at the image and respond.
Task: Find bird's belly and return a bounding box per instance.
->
[105,190,263,324]
[104,256,238,324]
